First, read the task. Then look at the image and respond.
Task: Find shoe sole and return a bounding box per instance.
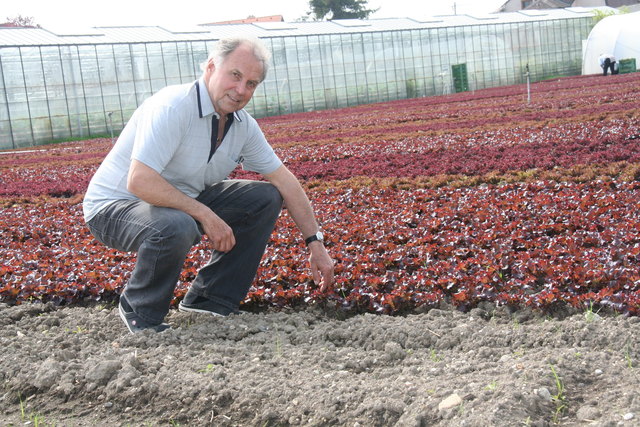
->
[178,303,224,317]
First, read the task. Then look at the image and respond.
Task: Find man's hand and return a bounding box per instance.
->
[199,211,236,253]
[308,241,334,292]
[127,160,236,252]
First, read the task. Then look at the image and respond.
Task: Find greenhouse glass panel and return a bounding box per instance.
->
[330,35,345,78]
[259,79,282,116]
[57,45,86,138]
[108,45,134,128]
[294,36,316,111]
[381,32,397,100]
[403,30,417,96]
[41,46,70,139]
[407,30,423,96]
[494,25,509,86]
[501,24,516,83]
[373,32,389,102]
[22,47,48,121]
[433,27,446,71]
[360,32,378,102]
[145,44,168,93]
[1,48,24,101]
[17,47,48,132]
[267,38,287,115]
[341,34,360,106]
[444,28,456,63]
[130,44,153,103]
[77,45,107,134]
[455,27,467,63]
[271,38,287,68]
[328,35,348,108]
[0,56,9,114]
[477,26,495,87]
[161,42,182,85]
[507,23,523,80]
[306,35,326,110]
[176,42,196,81]
[285,37,303,112]
[349,33,369,104]
[284,38,303,112]
[96,45,121,116]
[418,30,434,94]
[389,32,405,99]
[41,46,64,97]
[191,41,209,76]
[8,99,30,122]
[267,38,290,114]
[372,32,388,101]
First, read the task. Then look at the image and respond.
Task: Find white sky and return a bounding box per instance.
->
[3,0,507,31]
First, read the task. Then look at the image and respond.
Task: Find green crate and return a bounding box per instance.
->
[452,63,469,93]
[619,58,637,74]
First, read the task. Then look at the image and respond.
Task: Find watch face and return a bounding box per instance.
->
[317,231,324,240]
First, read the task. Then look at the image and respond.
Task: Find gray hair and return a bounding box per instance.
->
[201,36,271,82]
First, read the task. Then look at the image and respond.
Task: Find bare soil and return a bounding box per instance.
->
[1,301,639,426]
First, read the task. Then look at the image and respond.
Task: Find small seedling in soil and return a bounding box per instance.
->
[623,342,634,369]
[198,363,215,374]
[19,394,49,427]
[550,364,567,423]
[584,301,600,322]
[485,380,498,391]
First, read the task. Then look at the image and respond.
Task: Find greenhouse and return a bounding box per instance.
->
[0,7,603,149]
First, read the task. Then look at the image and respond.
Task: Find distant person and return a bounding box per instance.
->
[83,36,335,333]
[599,53,616,76]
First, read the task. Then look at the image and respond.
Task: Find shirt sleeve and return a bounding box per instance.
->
[130,102,187,174]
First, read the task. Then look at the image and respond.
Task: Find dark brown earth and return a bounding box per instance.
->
[1,301,639,426]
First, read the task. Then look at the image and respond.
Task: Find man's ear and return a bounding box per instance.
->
[204,59,215,77]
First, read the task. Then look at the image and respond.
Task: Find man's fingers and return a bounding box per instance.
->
[313,264,335,292]
[213,233,235,252]
[312,266,322,284]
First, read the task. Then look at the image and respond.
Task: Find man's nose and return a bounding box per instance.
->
[235,81,247,96]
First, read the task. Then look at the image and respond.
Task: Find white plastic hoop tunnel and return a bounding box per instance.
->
[582,11,640,75]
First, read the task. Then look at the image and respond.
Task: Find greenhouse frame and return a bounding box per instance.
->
[0,8,602,149]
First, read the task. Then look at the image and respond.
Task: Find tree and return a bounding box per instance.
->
[308,0,378,20]
[592,6,629,24]
[3,15,40,28]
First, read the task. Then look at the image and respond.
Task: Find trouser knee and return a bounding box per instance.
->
[152,210,202,254]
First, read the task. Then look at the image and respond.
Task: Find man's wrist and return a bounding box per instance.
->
[304,231,324,246]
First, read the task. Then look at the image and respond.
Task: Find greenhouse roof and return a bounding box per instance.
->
[0,7,608,47]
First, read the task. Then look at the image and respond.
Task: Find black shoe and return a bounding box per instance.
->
[178,295,228,316]
[118,297,170,334]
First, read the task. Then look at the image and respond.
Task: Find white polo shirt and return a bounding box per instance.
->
[83,78,282,222]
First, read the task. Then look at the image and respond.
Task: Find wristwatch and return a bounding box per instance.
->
[304,231,324,245]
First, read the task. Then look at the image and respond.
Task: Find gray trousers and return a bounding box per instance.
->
[87,180,283,324]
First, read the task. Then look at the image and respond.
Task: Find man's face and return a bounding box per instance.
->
[204,43,263,116]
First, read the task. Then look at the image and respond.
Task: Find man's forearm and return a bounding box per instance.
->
[127,159,210,222]
[265,165,321,239]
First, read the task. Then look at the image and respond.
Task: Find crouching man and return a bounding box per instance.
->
[83,36,334,333]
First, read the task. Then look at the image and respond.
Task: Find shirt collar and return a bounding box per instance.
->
[195,78,242,122]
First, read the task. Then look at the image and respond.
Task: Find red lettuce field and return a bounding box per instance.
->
[2,73,640,316]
